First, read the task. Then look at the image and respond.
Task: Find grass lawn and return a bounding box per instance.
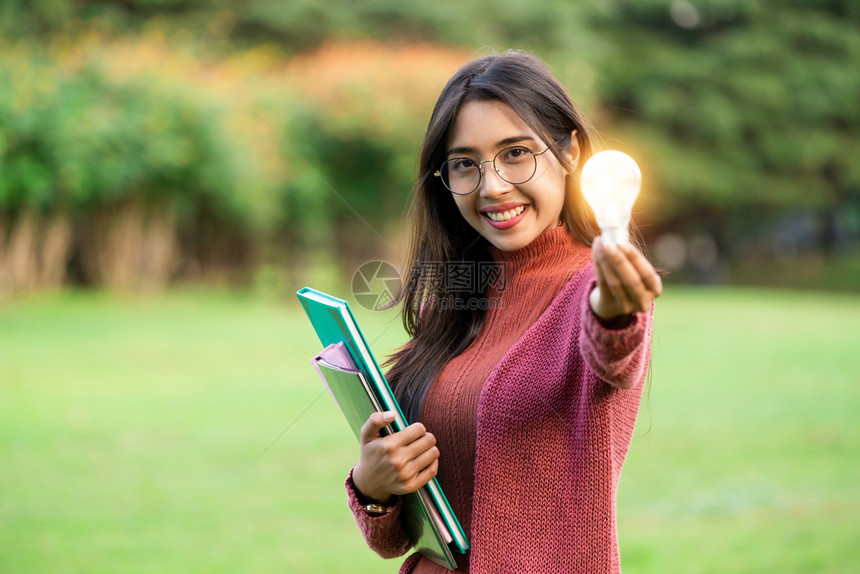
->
[1,286,858,573]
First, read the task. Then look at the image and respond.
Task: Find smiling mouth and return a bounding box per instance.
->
[483,205,526,222]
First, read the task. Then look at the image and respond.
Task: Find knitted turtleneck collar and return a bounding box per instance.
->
[487,224,591,274]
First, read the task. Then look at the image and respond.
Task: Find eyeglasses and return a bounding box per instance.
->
[434,144,552,195]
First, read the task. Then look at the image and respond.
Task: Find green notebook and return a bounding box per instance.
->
[298,287,469,569]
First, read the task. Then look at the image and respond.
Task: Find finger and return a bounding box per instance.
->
[607,245,648,302]
[388,421,429,447]
[623,245,663,296]
[591,237,609,290]
[402,431,437,460]
[600,242,655,304]
[595,243,627,305]
[360,411,396,443]
[390,438,437,487]
[614,245,661,310]
[409,444,440,474]
[407,458,439,492]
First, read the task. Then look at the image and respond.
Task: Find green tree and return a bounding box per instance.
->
[0,45,255,291]
[594,0,860,253]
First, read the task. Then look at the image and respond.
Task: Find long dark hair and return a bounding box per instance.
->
[385,50,600,422]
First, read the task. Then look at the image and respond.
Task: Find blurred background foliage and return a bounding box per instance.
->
[0,0,859,296]
[2,4,859,574]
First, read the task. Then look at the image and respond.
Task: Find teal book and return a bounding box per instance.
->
[298,287,469,569]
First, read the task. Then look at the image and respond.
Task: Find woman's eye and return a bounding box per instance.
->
[450,158,476,172]
[502,147,531,162]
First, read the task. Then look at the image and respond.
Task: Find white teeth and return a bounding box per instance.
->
[486,205,525,222]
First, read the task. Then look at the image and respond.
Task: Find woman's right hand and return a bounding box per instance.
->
[351,411,440,504]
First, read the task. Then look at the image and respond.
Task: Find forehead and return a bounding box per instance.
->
[446,100,538,154]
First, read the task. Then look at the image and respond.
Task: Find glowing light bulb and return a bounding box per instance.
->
[580,150,642,245]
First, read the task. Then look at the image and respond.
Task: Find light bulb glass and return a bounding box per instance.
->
[579,150,641,245]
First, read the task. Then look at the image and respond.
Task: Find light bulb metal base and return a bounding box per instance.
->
[601,227,629,245]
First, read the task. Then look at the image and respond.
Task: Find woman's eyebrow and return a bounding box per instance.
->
[446,135,537,157]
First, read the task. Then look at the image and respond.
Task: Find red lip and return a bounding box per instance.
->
[479,202,529,214]
[481,204,528,230]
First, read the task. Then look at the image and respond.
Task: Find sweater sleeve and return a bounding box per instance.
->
[344,466,413,559]
[579,279,653,390]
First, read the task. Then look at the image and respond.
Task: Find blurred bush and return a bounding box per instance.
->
[0,32,471,294]
[0,35,274,292]
[0,0,595,55]
[2,1,859,293]
[278,42,469,274]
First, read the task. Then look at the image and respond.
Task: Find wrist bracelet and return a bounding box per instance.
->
[362,502,393,516]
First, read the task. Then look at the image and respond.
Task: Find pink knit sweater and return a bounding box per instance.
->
[345,228,653,573]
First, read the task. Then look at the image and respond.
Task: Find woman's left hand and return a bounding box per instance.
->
[590,236,663,321]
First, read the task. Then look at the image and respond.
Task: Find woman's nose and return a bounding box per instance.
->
[479,163,513,198]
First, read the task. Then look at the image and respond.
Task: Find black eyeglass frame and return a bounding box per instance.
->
[433,144,553,196]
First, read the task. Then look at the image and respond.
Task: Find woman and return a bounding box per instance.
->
[346,50,662,573]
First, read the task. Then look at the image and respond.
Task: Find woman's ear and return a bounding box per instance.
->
[568,130,581,167]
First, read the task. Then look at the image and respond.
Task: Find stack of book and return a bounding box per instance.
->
[298,287,469,569]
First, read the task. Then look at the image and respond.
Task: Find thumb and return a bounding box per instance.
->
[360,411,396,442]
